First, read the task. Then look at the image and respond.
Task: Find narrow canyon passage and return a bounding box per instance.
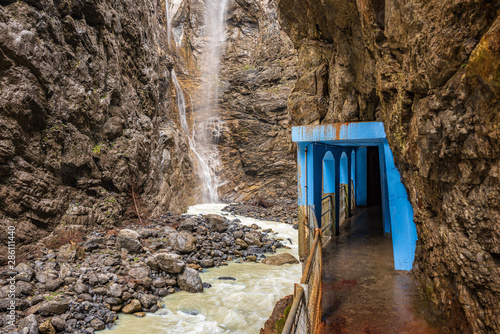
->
[319,207,442,334]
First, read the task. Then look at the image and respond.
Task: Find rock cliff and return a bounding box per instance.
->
[277,0,500,332]
[0,0,196,262]
[169,0,298,202]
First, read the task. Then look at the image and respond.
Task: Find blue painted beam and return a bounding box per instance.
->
[292,122,386,143]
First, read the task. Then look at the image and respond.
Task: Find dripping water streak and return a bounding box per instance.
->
[165,0,171,48]
[171,69,220,203]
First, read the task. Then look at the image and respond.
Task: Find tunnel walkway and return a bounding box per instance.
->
[319,206,442,334]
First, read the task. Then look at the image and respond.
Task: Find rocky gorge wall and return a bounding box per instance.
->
[0,0,196,263]
[168,0,298,202]
[277,0,499,332]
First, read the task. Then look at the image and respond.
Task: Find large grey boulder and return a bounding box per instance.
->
[178,217,198,232]
[166,232,197,253]
[35,270,58,284]
[15,263,34,282]
[177,267,203,293]
[108,283,123,298]
[154,253,186,274]
[20,314,38,334]
[38,300,69,315]
[261,253,299,266]
[205,214,228,232]
[117,229,142,254]
[128,266,150,280]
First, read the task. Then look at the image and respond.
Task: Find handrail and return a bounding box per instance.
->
[281,286,305,333]
[300,229,321,284]
[282,229,322,334]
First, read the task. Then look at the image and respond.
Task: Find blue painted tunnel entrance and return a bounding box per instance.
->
[292,122,417,270]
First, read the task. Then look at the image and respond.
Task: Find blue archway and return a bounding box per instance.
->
[293,122,417,271]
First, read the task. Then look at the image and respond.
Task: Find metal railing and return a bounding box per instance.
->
[282,228,323,334]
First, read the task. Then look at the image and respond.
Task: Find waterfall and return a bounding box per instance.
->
[165,0,171,48]
[169,0,229,203]
[191,0,229,202]
[171,69,221,203]
[171,69,187,132]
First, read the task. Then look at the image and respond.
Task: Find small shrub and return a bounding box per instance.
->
[92,144,102,155]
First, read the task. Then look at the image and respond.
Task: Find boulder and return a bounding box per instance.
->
[154,253,186,274]
[20,314,38,334]
[38,300,69,315]
[122,299,142,314]
[139,294,159,309]
[105,312,118,324]
[50,316,66,332]
[15,263,34,282]
[235,238,248,249]
[59,264,72,279]
[35,270,58,284]
[38,320,55,334]
[90,318,105,330]
[128,266,150,280]
[177,267,203,293]
[74,282,88,294]
[108,283,123,298]
[244,231,263,247]
[117,229,142,254]
[16,281,33,296]
[199,259,214,268]
[167,231,197,253]
[152,277,167,288]
[261,253,299,266]
[56,244,76,263]
[178,217,197,232]
[45,278,64,291]
[205,214,228,232]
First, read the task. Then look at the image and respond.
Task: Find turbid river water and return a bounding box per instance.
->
[103,204,301,334]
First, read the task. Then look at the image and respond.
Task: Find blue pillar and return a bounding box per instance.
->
[379,145,391,235]
[382,141,417,270]
[347,149,352,216]
[355,148,367,206]
[297,143,308,207]
[334,155,340,235]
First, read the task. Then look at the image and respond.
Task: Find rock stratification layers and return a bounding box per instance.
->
[277,0,500,332]
[0,0,196,261]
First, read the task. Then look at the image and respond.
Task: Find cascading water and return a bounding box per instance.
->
[190,0,230,203]
[170,0,229,203]
[165,0,172,48]
[172,69,221,203]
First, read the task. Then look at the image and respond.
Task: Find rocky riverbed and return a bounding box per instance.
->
[0,210,295,334]
[223,199,298,227]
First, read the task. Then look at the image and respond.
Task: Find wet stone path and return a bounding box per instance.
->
[319,207,443,334]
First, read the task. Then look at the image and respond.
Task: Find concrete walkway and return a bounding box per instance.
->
[319,207,442,334]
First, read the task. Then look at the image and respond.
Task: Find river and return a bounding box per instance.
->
[102,203,301,334]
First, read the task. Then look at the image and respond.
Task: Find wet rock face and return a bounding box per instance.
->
[277,0,500,332]
[0,0,195,262]
[172,0,298,202]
